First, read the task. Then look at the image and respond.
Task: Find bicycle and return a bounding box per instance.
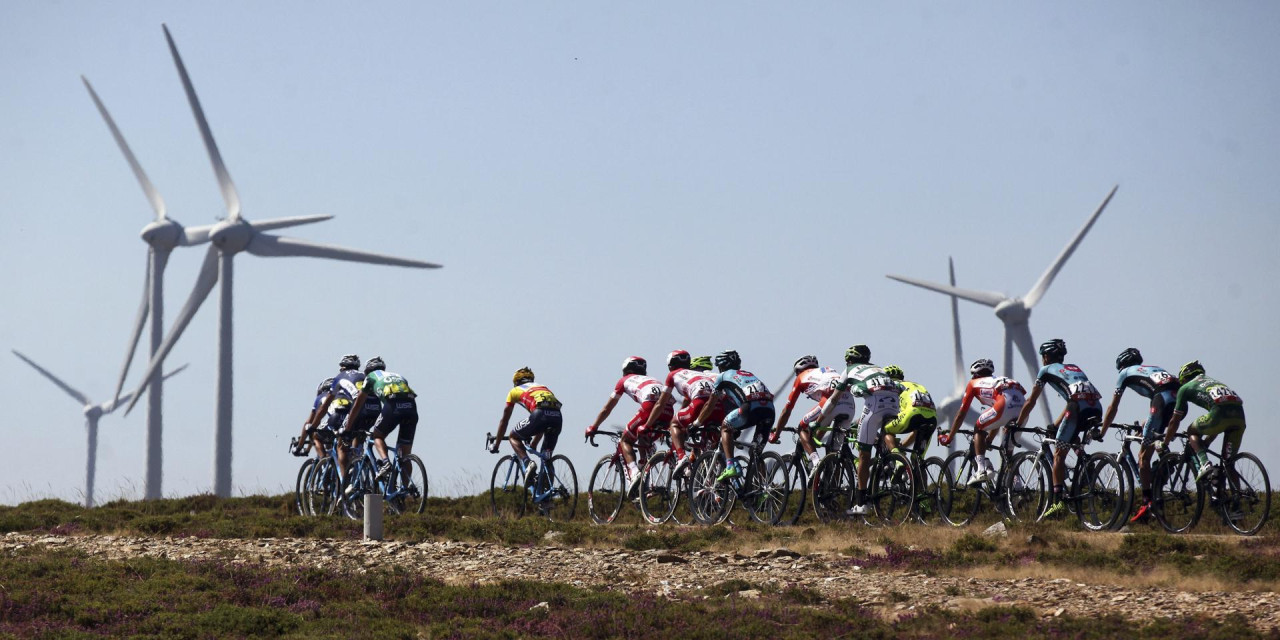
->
[687,427,788,526]
[776,426,827,526]
[289,437,315,516]
[1005,423,1125,530]
[485,432,578,521]
[586,429,656,524]
[895,439,949,526]
[638,424,719,525]
[303,432,357,517]
[341,433,428,519]
[942,424,1038,526]
[1175,436,1271,535]
[1148,431,1201,533]
[1107,422,1148,529]
[809,419,914,526]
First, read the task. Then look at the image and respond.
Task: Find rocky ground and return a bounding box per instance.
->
[5,531,1278,629]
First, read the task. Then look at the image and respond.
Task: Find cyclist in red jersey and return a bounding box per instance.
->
[769,355,850,469]
[939,358,1027,485]
[585,356,675,493]
[643,350,718,473]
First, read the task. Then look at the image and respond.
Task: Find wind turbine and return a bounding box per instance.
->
[886,185,1118,426]
[933,257,972,454]
[13,350,186,507]
[125,24,442,497]
[82,78,333,501]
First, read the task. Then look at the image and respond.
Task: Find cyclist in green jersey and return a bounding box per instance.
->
[1160,361,1246,481]
[345,357,420,480]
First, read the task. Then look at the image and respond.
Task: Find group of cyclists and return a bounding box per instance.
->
[293,338,1249,527]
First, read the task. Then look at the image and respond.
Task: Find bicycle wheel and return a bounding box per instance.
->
[780,453,810,526]
[1075,453,1125,532]
[389,454,428,515]
[667,453,697,525]
[306,457,339,517]
[587,455,626,524]
[1152,453,1201,533]
[1222,452,1271,535]
[915,456,949,526]
[870,450,915,527]
[941,451,981,526]
[811,454,856,524]
[1115,456,1138,530]
[539,455,578,522]
[746,452,789,525]
[490,455,527,519]
[689,451,733,525]
[341,462,376,521]
[295,458,316,516]
[1004,451,1049,523]
[639,451,677,524]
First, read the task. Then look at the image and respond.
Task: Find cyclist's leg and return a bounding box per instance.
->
[796,405,824,458]
[509,415,538,463]
[1139,391,1175,499]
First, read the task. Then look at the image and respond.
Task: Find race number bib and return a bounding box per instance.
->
[1068,381,1100,401]
[1208,385,1242,404]
[911,390,935,409]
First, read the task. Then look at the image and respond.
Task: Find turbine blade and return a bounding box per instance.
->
[248,215,334,233]
[109,363,189,413]
[1010,325,1055,425]
[772,371,795,398]
[885,274,1005,307]
[125,245,220,414]
[81,76,168,220]
[948,257,965,388]
[182,223,215,246]
[113,250,153,402]
[12,350,90,406]
[245,233,443,268]
[164,24,241,221]
[1023,185,1118,308]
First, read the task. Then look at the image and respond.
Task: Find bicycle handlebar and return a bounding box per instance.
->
[587,429,623,447]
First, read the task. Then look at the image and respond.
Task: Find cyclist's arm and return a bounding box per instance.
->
[1100,389,1123,436]
[642,387,674,433]
[494,404,516,449]
[774,385,801,434]
[817,384,851,425]
[1014,384,1042,428]
[345,392,368,431]
[588,395,620,432]
[694,390,723,426]
[308,393,336,430]
[947,386,976,440]
[1162,410,1186,447]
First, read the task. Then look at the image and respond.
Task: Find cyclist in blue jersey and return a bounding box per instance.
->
[305,354,375,480]
[1014,339,1103,518]
[1097,348,1179,522]
[691,350,776,483]
[294,376,336,457]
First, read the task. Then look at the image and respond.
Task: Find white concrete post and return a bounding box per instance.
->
[363,494,383,540]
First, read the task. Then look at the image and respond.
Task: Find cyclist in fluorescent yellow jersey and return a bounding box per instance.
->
[881,365,938,459]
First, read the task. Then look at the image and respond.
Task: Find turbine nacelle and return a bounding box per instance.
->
[140,218,184,249]
[210,218,253,253]
[994,298,1030,323]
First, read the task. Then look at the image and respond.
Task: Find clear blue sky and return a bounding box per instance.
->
[2,2,1278,503]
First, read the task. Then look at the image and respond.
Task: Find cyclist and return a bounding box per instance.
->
[690,350,775,483]
[294,376,336,457]
[585,356,675,494]
[938,358,1027,486]
[643,350,714,474]
[491,367,563,484]
[305,354,368,475]
[821,344,901,516]
[1097,348,1178,521]
[769,355,851,470]
[344,357,419,481]
[1014,339,1103,518]
[1161,361,1246,482]
[881,365,938,460]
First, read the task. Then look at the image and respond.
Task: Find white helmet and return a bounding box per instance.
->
[969,358,995,378]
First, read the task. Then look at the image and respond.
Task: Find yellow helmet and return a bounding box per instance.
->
[513,367,535,386]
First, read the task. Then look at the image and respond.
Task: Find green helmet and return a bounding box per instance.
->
[1178,360,1205,385]
[845,344,870,365]
[690,355,713,371]
[883,365,904,381]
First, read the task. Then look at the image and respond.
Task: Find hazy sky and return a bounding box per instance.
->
[2,2,1278,503]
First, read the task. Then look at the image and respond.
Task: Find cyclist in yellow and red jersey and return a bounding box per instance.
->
[586,356,675,493]
[939,358,1027,485]
[769,355,853,470]
[491,367,564,484]
[643,350,716,474]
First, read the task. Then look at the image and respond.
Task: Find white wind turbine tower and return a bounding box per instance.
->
[886,185,1118,426]
[933,257,973,454]
[125,25,442,497]
[82,78,333,501]
[13,350,186,507]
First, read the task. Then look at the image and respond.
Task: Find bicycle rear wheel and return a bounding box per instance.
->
[341,463,376,521]
[870,451,915,526]
[639,451,677,524]
[490,455,527,519]
[539,455,578,522]
[587,455,626,524]
[387,454,428,515]
[689,451,733,525]
[1116,456,1138,530]
[1223,452,1270,535]
[307,457,340,517]
[915,456,950,526]
[811,454,856,524]
[941,451,981,526]
[1004,451,1049,523]
[1152,452,1201,533]
[746,452,789,525]
[1075,453,1125,532]
[780,453,810,526]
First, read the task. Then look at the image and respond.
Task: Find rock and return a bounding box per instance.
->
[982,522,1008,538]
[529,602,549,611]
[769,547,802,559]
[656,554,687,564]
[737,589,761,599]
[1053,607,1066,617]
[543,531,564,541]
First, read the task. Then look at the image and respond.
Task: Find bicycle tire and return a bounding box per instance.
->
[689,451,733,525]
[1075,452,1125,532]
[341,462,376,521]
[306,457,340,517]
[295,458,316,516]
[746,451,789,525]
[388,454,428,515]
[1115,454,1138,531]
[870,450,915,527]
[1222,452,1270,535]
[541,454,579,522]
[941,451,981,526]
[490,455,526,519]
[587,455,626,524]
[811,454,856,524]
[915,456,949,526]
[1152,452,1201,533]
[639,451,677,524]
[1004,451,1049,523]
[780,453,810,526]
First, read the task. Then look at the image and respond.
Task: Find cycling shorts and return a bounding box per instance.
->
[624,400,674,445]
[1141,390,1177,446]
[857,393,899,447]
[799,395,857,430]
[676,396,724,429]
[511,408,563,453]
[1054,400,1102,445]
[1190,403,1246,457]
[723,401,776,447]
[887,413,938,456]
[370,397,419,448]
[975,392,1022,430]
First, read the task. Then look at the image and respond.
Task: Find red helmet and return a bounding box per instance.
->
[622,356,647,376]
[666,350,691,371]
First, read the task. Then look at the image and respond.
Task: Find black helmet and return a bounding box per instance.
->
[622,356,647,376]
[316,377,335,395]
[1038,339,1067,362]
[1116,348,1143,371]
[1178,360,1205,385]
[969,358,995,378]
[844,344,870,365]
[339,354,361,370]
[364,357,386,373]
[666,350,691,371]
[714,350,741,372]
[793,355,819,374]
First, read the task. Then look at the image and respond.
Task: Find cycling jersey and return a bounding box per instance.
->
[957,376,1026,430]
[664,368,716,401]
[885,380,937,432]
[1175,375,1243,412]
[788,367,840,404]
[506,382,563,412]
[611,374,667,405]
[362,370,416,400]
[613,374,673,444]
[712,369,774,408]
[1035,363,1101,444]
[1177,375,1246,455]
[1114,365,1178,399]
[834,364,902,447]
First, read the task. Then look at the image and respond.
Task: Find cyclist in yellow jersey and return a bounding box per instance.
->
[492,367,564,483]
[881,365,938,458]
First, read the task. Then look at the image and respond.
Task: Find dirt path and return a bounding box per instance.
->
[5,532,1278,628]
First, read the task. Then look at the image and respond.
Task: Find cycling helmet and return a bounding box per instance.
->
[364,357,386,373]
[714,350,741,372]
[1178,360,1205,385]
[666,350,691,371]
[339,354,360,370]
[969,358,995,378]
[1116,348,1143,371]
[793,355,819,374]
[690,355,713,371]
[844,344,870,365]
[316,377,335,395]
[883,365,904,381]
[513,367,535,386]
[1038,339,1067,362]
[622,356,647,376]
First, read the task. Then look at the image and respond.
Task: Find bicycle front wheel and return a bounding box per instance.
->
[490,455,527,519]
[639,451,677,524]
[540,455,578,522]
[1223,452,1271,535]
[916,456,950,526]
[1152,452,1201,533]
[811,454,856,524]
[1075,453,1125,532]
[941,451,981,527]
[295,458,316,516]
[389,454,428,515]
[746,452,789,525]
[341,463,376,521]
[587,455,626,524]
[689,451,733,525]
[1004,451,1049,523]
[307,457,340,517]
[869,450,915,527]
[781,453,810,526]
